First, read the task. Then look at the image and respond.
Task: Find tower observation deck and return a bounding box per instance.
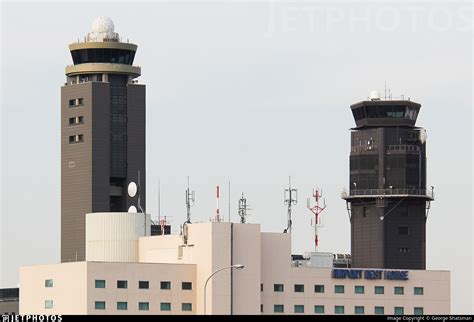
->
[341,91,433,270]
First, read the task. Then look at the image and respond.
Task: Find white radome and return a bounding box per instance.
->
[91,16,114,34]
[87,16,119,42]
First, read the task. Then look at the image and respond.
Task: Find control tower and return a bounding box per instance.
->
[61,17,146,262]
[342,91,434,269]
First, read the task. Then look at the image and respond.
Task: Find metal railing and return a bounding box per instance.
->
[341,188,434,199]
[387,145,420,152]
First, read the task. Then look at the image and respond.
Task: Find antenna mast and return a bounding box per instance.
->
[185,176,195,223]
[307,188,327,251]
[238,193,250,224]
[284,176,297,233]
[215,185,221,222]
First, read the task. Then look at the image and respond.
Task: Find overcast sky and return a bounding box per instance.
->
[1,0,472,313]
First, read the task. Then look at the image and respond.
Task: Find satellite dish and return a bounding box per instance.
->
[128,182,137,198]
[128,205,137,213]
[419,129,427,144]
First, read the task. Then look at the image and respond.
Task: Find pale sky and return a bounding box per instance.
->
[0,0,472,313]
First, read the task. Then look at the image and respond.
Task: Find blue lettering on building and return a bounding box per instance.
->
[332,269,409,280]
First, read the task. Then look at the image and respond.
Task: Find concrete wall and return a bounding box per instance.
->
[20,262,88,314]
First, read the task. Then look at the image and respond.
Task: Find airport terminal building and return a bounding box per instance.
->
[20,220,450,315]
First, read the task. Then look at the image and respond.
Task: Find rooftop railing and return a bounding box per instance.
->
[341,188,434,200]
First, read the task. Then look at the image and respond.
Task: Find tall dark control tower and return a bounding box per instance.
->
[342,91,434,270]
[61,17,146,262]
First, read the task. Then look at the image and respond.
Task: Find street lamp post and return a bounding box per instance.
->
[203,264,244,315]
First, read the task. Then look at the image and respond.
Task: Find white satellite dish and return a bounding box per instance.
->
[419,129,427,144]
[128,205,137,213]
[128,182,137,198]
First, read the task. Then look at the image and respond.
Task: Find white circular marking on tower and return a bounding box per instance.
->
[128,205,137,213]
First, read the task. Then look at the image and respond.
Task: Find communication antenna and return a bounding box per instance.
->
[238,193,251,224]
[185,176,195,224]
[215,185,221,222]
[158,179,161,223]
[307,188,327,252]
[284,176,297,234]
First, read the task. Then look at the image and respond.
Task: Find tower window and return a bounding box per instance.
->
[314,285,325,293]
[69,134,84,144]
[398,227,409,235]
[182,282,192,290]
[399,247,410,253]
[68,98,84,107]
[117,280,127,289]
[69,116,84,125]
[274,305,284,313]
[44,300,53,309]
[138,281,149,289]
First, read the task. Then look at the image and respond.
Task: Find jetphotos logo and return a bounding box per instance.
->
[2,315,62,322]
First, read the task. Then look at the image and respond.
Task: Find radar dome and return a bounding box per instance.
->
[369,90,381,101]
[87,16,119,42]
[91,16,115,34]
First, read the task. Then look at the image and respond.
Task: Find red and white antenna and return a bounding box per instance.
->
[216,185,221,222]
[307,188,327,252]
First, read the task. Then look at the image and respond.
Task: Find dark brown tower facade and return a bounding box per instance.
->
[342,92,434,270]
[61,18,145,262]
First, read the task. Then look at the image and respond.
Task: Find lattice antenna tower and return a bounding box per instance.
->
[185,176,195,224]
[307,188,327,251]
[284,176,297,234]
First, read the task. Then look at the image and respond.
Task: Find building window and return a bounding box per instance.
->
[273,305,284,313]
[399,247,410,253]
[414,287,424,295]
[394,307,404,315]
[355,306,364,314]
[44,300,53,309]
[260,283,263,292]
[334,305,344,314]
[69,116,84,125]
[394,286,404,295]
[182,303,192,312]
[117,302,127,310]
[139,281,149,289]
[274,284,284,292]
[374,286,384,294]
[335,285,345,293]
[294,284,304,293]
[69,98,84,107]
[414,307,424,315]
[95,280,106,288]
[117,280,128,289]
[182,282,192,290]
[160,281,171,290]
[138,302,149,311]
[314,305,324,314]
[69,134,84,144]
[95,301,106,310]
[314,285,325,293]
[260,304,263,313]
[294,305,304,313]
[160,302,171,311]
[45,279,53,288]
[355,285,364,294]
[398,226,409,235]
[375,306,384,315]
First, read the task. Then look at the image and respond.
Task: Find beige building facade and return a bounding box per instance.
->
[20,221,450,315]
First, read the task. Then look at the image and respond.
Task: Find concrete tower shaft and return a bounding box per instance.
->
[61,17,146,262]
[342,95,434,270]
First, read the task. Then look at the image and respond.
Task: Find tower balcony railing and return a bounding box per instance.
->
[341,188,434,200]
[387,144,420,152]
